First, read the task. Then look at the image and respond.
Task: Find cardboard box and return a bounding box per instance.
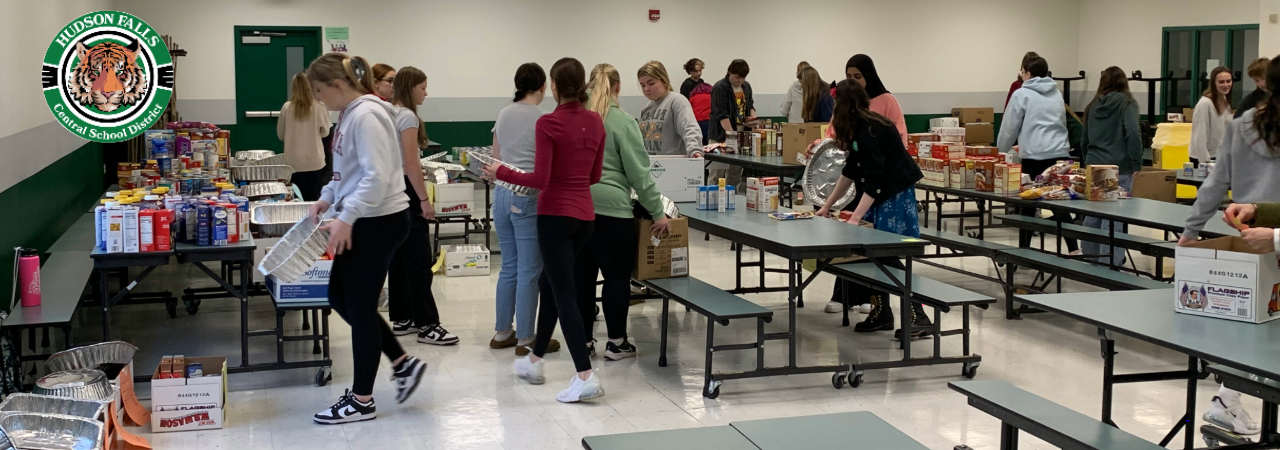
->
[952,107,995,124]
[444,245,490,277]
[649,156,704,202]
[973,160,996,191]
[781,123,824,165]
[932,142,966,160]
[266,259,331,302]
[634,217,689,281]
[1175,237,1280,324]
[907,133,939,145]
[1183,108,1196,123]
[966,145,999,157]
[757,177,779,212]
[964,123,995,145]
[994,163,1022,197]
[1167,113,1185,123]
[1086,165,1121,201]
[429,182,475,215]
[929,117,960,129]
[151,356,226,433]
[1131,169,1177,203]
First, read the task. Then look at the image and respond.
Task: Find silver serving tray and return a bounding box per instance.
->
[422,151,449,162]
[465,149,539,196]
[258,213,331,283]
[251,202,315,238]
[45,342,136,379]
[230,165,294,182]
[0,394,108,420]
[31,370,112,402]
[234,150,275,161]
[803,139,857,210]
[245,154,287,166]
[238,182,289,198]
[0,413,102,450]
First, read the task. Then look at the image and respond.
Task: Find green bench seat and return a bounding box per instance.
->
[731,412,929,450]
[918,227,1017,259]
[582,426,757,450]
[950,380,1165,450]
[998,249,1170,291]
[995,214,1166,254]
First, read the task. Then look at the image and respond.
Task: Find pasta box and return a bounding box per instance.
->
[1175,237,1280,324]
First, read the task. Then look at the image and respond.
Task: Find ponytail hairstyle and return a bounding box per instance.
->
[307,53,376,96]
[586,63,621,120]
[513,62,546,102]
[799,66,824,122]
[830,79,892,150]
[391,66,430,147]
[1203,66,1234,115]
[288,72,315,121]
[1251,57,1280,154]
[550,57,589,104]
[637,60,673,93]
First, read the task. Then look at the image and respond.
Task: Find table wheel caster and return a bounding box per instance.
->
[849,371,865,388]
[184,298,201,315]
[316,367,332,386]
[832,372,847,389]
[703,380,721,399]
[967,230,981,239]
[165,300,178,318]
[962,362,980,379]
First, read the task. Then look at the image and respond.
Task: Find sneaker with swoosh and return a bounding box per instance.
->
[313,389,376,424]
[392,356,427,404]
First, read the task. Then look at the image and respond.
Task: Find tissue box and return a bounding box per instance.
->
[1175,237,1280,323]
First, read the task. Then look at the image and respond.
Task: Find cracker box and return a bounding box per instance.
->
[1175,237,1280,323]
[634,217,689,281]
[966,145,999,157]
[933,142,966,160]
[1086,165,1121,201]
[994,163,1022,197]
[917,141,935,159]
[745,177,760,211]
[757,177,780,213]
[907,133,939,145]
[973,160,996,191]
[963,159,978,189]
[948,160,966,188]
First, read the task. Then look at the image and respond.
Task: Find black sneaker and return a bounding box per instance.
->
[604,340,637,361]
[417,324,460,346]
[313,389,376,424]
[586,339,598,358]
[392,320,415,336]
[392,356,426,404]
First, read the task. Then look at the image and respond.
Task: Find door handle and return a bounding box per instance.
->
[245,111,280,118]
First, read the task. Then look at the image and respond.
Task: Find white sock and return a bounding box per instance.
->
[609,338,624,346]
[517,337,534,346]
[1219,386,1242,406]
[494,330,514,341]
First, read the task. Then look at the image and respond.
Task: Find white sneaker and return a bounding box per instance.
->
[824,301,844,313]
[556,372,605,403]
[514,355,545,385]
[1204,396,1261,435]
[858,304,873,315]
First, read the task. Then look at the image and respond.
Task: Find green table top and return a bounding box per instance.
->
[950,380,1165,450]
[731,412,928,450]
[582,426,758,450]
[48,213,98,253]
[1015,289,1280,380]
[702,153,805,172]
[676,199,927,260]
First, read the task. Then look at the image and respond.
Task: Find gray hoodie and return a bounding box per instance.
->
[998,77,1070,161]
[639,92,703,156]
[1081,92,1142,174]
[319,94,409,225]
[1184,109,1280,238]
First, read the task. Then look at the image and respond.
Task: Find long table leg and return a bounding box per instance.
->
[1000,422,1019,450]
[788,260,798,367]
[1100,331,1117,426]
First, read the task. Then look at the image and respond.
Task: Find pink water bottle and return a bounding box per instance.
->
[15,248,40,307]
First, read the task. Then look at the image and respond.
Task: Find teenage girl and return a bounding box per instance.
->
[490,63,561,356]
[305,53,424,424]
[581,63,671,361]
[386,66,458,346]
[638,61,704,157]
[799,66,834,123]
[1189,66,1235,165]
[372,63,395,100]
[680,58,704,99]
[278,73,331,201]
[814,80,925,341]
[482,58,607,403]
[781,61,811,123]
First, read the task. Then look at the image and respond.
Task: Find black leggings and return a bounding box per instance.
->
[290,169,327,201]
[1017,158,1078,252]
[329,209,410,396]
[388,180,441,327]
[576,215,637,341]
[532,215,595,372]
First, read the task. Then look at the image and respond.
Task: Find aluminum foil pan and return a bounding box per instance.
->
[1,413,102,450]
[459,147,494,174]
[258,214,331,283]
[422,151,449,162]
[251,202,315,237]
[803,139,857,210]
[234,150,275,161]
[238,182,289,198]
[32,370,112,402]
[245,154,287,166]
[230,165,294,182]
[0,394,108,420]
[45,342,136,379]
[466,150,539,196]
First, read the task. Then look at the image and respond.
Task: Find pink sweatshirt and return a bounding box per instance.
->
[825,93,908,147]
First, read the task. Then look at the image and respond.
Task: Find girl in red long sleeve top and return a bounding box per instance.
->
[495,101,605,220]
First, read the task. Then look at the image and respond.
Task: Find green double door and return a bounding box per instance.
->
[233,27,322,153]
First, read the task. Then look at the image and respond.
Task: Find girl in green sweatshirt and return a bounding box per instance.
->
[577,63,670,360]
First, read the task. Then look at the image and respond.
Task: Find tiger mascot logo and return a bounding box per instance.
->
[66,40,148,113]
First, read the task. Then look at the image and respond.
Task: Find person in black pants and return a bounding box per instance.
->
[1017,159,1079,252]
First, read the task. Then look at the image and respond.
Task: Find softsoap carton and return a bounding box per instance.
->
[444,244,491,277]
[1175,237,1280,324]
[266,259,331,302]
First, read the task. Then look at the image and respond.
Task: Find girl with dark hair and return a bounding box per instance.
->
[814,80,925,339]
[1080,67,1141,266]
[1005,52,1039,109]
[1189,67,1235,164]
[482,57,607,403]
[490,63,560,356]
[386,66,457,346]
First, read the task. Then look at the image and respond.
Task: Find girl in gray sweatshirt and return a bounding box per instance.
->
[1183,107,1280,240]
[637,61,704,157]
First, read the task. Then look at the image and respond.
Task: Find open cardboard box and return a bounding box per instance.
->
[151,357,226,432]
[1175,237,1280,324]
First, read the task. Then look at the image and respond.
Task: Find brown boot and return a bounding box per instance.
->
[490,333,518,349]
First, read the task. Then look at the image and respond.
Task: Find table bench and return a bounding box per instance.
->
[731,412,930,450]
[826,262,991,381]
[639,276,773,398]
[950,380,1165,450]
[996,248,1169,319]
[995,214,1171,275]
[4,251,94,370]
[915,227,1015,286]
[582,426,758,450]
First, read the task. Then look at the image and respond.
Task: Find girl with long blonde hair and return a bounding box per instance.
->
[637,61,703,156]
[799,66,833,123]
[277,72,331,200]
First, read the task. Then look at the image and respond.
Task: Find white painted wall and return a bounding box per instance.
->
[1263,0,1280,57]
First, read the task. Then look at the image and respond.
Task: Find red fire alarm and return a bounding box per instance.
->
[649,9,660,21]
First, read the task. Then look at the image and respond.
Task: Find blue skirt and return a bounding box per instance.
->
[864,187,920,238]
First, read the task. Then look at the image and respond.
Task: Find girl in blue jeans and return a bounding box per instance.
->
[490,63,561,355]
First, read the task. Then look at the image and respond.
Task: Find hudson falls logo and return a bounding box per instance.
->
[42,11,173,143]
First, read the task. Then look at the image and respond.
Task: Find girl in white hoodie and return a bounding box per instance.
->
[305,53,424,425]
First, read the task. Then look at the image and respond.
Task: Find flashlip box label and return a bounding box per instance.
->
[158,411,216,429]
[156,403,217,412]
